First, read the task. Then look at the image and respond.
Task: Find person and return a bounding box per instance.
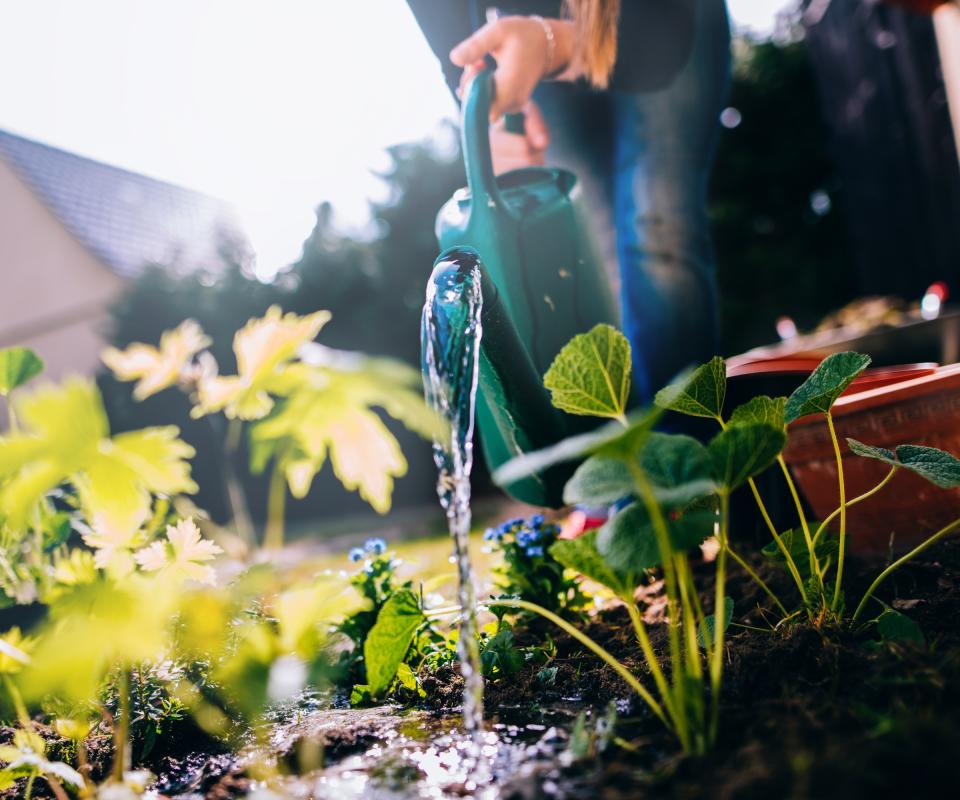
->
[407,0,731,403]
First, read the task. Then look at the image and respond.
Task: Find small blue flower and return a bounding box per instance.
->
[348,547,365,563]
[516,529,540,548]
[483,528,502,542]
[525,545,544,558]
[364,538,387,555]
[530,513,545,528]
[505,517,524,530]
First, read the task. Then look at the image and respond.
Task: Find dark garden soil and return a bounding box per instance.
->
[6,534,960,799]
[423,535,960,799]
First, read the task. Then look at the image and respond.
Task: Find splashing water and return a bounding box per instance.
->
[421,248,485,742]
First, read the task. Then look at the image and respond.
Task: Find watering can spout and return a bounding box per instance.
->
[431,67,618,507]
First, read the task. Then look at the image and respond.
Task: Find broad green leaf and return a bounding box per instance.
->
[0,348,43,395]
[350,684,372,707]
[492,407,660,487]
[895,444,960,489]
[549,530,631,595]
[708,423,786,491]
[728,396,786,430]
[654,356,726,419]
[876,609,924,645]
[480,629,524,678]
[543,324,631,420]
[597,502,715,574]
[697,597,733,649]
[563,457,633,506]
[848,440,960,489]
[784,352,871,423]
[639,433,718,506]
[364,589,425,697]
[846,438,896,464]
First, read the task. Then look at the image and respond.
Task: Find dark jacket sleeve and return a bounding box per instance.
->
[406,0,697,97]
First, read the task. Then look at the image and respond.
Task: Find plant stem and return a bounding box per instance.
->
[726,545,788,617]
[826,413,847,611]
[112,671,130,783]
[222,418,256,546]
[24,774,35,800]
[777,456,819,578]
[709,492,730,744]
[813,465,898,546]
[747,476,808,604]
[484,597,670,729]
[674,556,703,681]
[852,515,960,621]
[624,601,675,717]
[629,463,687,744]
[2,675,30,728]
[264,459,287,550]
[715,416,808,608]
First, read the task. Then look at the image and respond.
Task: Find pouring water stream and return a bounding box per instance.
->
[421,248,486,742]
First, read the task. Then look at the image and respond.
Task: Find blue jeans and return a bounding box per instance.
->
[534,0,731,404]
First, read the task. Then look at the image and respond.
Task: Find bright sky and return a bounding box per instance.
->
[0,0,788,277]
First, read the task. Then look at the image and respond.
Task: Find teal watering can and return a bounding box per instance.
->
[429,67,618,507]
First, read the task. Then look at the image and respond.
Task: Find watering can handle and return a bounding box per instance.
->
[462,66,506,227]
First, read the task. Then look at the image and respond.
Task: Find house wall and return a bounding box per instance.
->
[0,158,125,382]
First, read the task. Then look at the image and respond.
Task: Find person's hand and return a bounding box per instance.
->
[450,16,574,120]
[490,100,550,175]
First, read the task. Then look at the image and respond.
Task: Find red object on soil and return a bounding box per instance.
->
[782,365,960,554]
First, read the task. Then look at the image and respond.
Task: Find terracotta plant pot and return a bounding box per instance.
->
[782,365,960,554]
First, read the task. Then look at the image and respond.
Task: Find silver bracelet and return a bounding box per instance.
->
[530,14,556,78]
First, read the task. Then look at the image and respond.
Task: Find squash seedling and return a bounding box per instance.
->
[493,325,786,753]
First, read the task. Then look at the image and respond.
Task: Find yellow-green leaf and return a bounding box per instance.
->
[654,357,726,419]
[543,324,631,420]
[364,590,424,697]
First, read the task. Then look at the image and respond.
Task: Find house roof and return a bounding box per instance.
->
[0,128,250,278]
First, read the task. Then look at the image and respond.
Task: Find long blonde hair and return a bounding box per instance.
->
[562,0,621,88]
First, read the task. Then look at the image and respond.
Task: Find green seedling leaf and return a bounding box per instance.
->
[762,528,838,579]
[876,609,925,646]
[480,629,524,678]
[729,395,786,429]
[563,457,633,506]
[562,431,716,507]
[784,351,871,423]
[654,356,726,419]
[0,348,44,395]
[847,439,960,488]
[537,666,558,686]
[364,589,425,697]
[350,684,372,707]
[895,445,960,489]
[846,438,897,464]
[493,407,660,487]
[550,530,632,596]
[543,324,631,420]
[708,423,786,491]
[394,662,425,697]
[639,432,718,506]
[698,597,734,649]
[597,501,715,575]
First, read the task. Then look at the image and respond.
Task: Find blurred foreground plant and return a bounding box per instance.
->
[104,307,442,548]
